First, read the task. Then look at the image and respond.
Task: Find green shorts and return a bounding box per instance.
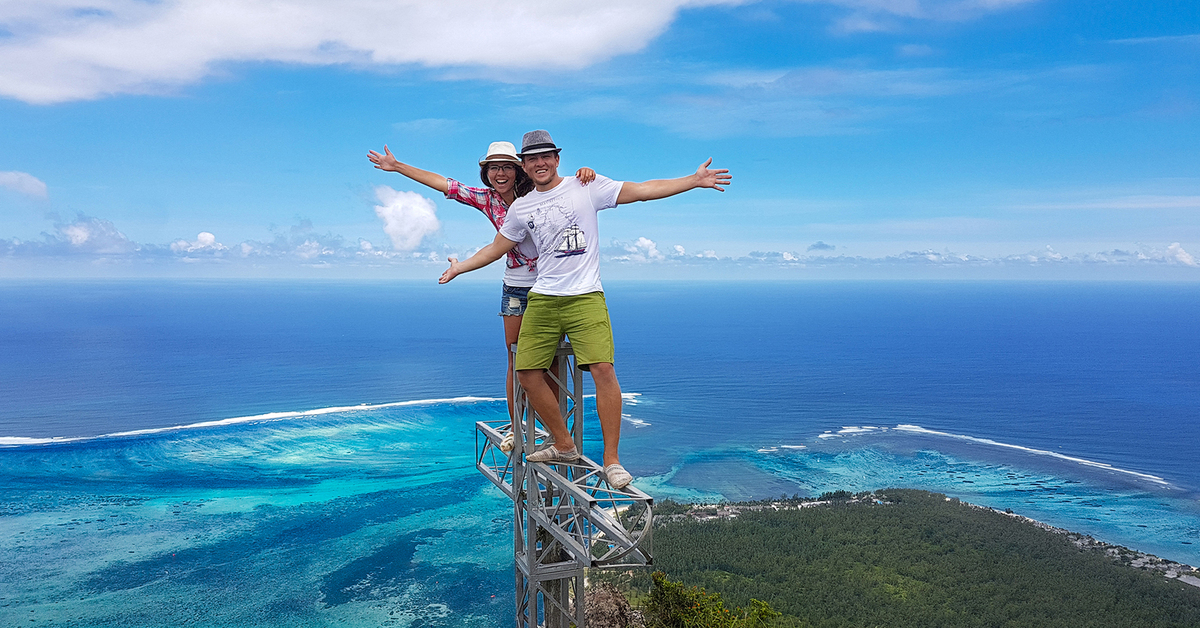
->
[515,291,614,370]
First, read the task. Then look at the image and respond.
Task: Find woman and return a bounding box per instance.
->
[367,142,594,451]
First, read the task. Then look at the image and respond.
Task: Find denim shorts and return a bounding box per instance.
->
[500,284,532,316]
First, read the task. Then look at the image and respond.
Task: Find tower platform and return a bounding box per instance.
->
[475,341,653,627]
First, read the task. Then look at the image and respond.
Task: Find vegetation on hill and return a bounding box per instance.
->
[606,489,1200,628]
[641,571,779,628]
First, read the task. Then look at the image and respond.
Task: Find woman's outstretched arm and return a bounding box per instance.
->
[367,145,449,194]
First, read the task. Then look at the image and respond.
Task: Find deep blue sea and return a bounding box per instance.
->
[2,280,1198,627]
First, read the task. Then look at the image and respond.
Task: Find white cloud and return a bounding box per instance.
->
[0,171,48,198]
[0,214,471,269]
[704,69,792,88]
[681,242,1200,269]
[391,118,459,134]
[708,66,980,97]
[1167,243,1197,267]
[817,0,1038,29]
[0,0,746,104]
[629,236,665,260]
[1041,245,1065,261]
[4,212,1195,276]
[1110,34,1200,45]
[170,231,227,253]
[647,63,1054,137]
[0,0,1041,104]
[604,236,666,262]
[373,186,441,251]
[53,214,137,254]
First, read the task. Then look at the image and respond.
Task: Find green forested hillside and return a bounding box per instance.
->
[617,489,1200,628]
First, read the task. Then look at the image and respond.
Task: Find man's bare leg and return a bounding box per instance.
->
[587,362,622,467]
[517,369,573,450]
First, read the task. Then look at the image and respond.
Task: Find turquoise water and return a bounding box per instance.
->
[1,281,1198,626]
[1,402,513,627]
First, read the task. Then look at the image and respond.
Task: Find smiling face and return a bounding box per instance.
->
[521,151,561,189]
[484,161,518,195]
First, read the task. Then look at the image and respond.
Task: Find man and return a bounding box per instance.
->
[439,130,731,489]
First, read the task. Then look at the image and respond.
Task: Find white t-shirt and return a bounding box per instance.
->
[443,178,539,287]
[499,175,624,296]
[500,236,539,288]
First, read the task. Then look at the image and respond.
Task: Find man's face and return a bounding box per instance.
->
[521,152,560,187]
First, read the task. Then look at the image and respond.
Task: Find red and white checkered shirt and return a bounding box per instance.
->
[445,178,536,273]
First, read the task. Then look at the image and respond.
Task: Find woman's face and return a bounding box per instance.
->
[485,162,519,194]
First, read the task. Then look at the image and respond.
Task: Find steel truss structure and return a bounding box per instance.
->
[476,341,654,627]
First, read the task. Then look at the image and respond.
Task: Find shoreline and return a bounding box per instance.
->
[657,490,1200,589]
[1000,507,1200,588]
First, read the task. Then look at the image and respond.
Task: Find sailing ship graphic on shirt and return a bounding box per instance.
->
[525,199,588,258]
[554,224,587,257]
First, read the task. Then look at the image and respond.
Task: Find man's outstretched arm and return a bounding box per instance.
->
[616,158,731,205]
[439,232,519,284]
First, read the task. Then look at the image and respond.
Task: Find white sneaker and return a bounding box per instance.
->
[604,464,633,489]
[526,444,580,463]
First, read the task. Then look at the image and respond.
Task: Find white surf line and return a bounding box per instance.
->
[818,426,885,438]
[892,424,1168,486]
[584,392,642,401]
[0,396,506,446]
[757,444,807,452]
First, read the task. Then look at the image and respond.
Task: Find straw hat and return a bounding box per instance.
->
[478,141,521,165]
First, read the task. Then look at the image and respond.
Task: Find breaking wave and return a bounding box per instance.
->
[0,396,505,447]
[814,423,1167,486]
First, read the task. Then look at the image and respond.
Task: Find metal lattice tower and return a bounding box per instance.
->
[476,341,654,628]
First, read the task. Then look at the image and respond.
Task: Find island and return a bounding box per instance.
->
[599,489,1200,627]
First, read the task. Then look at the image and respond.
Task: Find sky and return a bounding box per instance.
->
[1,0,1198,279]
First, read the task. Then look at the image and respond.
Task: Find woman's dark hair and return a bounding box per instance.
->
[480,162,534,198]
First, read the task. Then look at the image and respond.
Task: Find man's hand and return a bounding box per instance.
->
[436,234,519,283]
[616,158,732,204]
[694,158,731,192]
[368,145,402,172]
[439,257,462,284]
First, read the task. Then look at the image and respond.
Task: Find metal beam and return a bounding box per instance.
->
[477,340,653,627]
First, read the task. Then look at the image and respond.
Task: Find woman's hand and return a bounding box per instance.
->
[366,146,449,193]
[439,257,462,284]
[576,167,596,185]
[368,145,402,172]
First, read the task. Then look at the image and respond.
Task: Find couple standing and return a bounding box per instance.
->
[369,130,731,489]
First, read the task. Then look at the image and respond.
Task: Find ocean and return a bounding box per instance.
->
[1,280,1198,627]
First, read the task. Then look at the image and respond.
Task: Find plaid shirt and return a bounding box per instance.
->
[445,178,536,273]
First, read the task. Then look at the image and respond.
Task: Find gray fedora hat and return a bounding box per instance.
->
[517,129,561,157]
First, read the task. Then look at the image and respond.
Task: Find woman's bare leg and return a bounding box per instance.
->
[503,314,523,427]
[506,315,562,441]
